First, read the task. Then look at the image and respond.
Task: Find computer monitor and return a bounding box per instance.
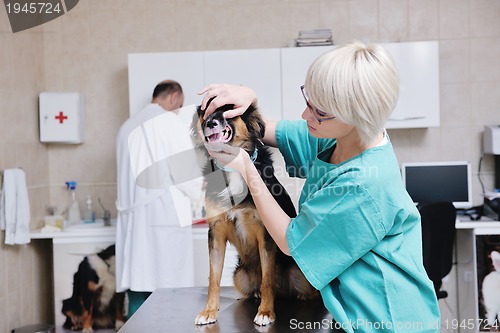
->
[401,161,472,209]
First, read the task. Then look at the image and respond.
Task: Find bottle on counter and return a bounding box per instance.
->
[65,181,81,225]
[84,195,96,224]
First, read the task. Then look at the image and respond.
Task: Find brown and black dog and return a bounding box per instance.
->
[62,245,126,333]
[194,103,318,326]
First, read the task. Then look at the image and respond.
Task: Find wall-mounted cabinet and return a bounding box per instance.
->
[383,41,440,129]
[128,41,439,129]
[280,45,334,120]
[204,48,282,120]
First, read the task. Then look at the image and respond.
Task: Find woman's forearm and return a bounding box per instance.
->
[262,117,278,148]
[242,159,291,255]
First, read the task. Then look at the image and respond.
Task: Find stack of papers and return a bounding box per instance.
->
[296,29,333,47]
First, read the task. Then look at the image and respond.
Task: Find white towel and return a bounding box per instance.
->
[0,169,31,245]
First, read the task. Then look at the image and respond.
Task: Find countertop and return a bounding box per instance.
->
[30,220,117,240]
[118,287,337,333]
[30,219,209,240]
[455,215,500,229]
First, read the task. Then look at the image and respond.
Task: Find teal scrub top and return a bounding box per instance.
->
[276,120,440,333]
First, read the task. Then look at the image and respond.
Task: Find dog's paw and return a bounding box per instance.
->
[82,328,94,333]
[195,310,218,325]
[253,312,275,326]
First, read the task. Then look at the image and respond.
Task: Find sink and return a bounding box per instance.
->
[65,219,117,229]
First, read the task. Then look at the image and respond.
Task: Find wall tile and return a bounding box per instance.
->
[231,5,266,49]
[0,294,7,333]
[289,2,321,39]
[388,128,413,162]
[440,83,471,128]
[20,247,34,323]
[349,0,379,42]
[0,33,13,90]
[118,5,178,54]
[470,81,500,128]
[173,3,210,51]
[408,0,439,41]
[471,0,500,38]
[379,0,408,42]
[440,127,474,162]
[439,39,470,84]
[439,0,470,39]
[0,246,7,305]
[470,37,500,83]
[0,3,12,32]
[408,128,443,162]
[200,5,237,50]
[10,32,44,91]
[319,0,350,44]
[261,3,293,48]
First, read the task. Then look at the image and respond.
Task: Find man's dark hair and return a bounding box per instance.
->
[152,80,183,99]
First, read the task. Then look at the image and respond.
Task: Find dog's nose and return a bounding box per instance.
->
[206,118,219,129]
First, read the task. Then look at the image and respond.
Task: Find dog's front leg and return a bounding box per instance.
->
[254,238,277,326]
[81,304,94,333]
[195,232,227,325]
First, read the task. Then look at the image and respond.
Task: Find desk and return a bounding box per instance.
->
[455,216,500,332]
[118,287,337,333]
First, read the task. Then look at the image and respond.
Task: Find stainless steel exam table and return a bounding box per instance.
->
[118,287,341,333]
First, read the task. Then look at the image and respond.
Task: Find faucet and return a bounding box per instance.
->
[98,197,112,227]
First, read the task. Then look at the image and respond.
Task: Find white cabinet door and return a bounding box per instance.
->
[53,240,115,329]
[383,41,440,129]
[128,52,204,117]
[280,42,440,128]
[204,48,282,120]
[281,46,334,120]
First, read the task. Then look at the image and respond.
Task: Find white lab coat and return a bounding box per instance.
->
[115,103,203,293]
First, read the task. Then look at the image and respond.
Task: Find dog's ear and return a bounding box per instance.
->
[241,104,266,139]
[196,105,204,117]
[255,111,266,139]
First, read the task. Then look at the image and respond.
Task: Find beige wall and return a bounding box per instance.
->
[0,0,499,331]
[0,13,53,332]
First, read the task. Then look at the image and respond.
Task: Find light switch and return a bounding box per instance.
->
[39,92,85,144]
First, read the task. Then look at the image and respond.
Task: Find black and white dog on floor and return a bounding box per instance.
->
[62,245,126,333]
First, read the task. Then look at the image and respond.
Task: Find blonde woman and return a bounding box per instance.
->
[199,41,440,332]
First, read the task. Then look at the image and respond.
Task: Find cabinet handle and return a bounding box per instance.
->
[388,116,425,121]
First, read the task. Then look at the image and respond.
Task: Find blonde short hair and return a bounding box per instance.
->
[305,40,399,146]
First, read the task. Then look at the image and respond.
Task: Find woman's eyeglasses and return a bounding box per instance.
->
[300,85,336,124]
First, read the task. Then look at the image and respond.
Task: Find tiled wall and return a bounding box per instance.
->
[0,19,53,332]
[0,0,499,331]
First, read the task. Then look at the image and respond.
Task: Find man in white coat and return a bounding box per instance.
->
[115,80,203,317]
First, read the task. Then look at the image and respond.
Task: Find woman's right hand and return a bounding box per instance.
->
[198,83,257,120]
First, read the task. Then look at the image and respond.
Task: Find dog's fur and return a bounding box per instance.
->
[194,103,318,326]
[62,245,126,333]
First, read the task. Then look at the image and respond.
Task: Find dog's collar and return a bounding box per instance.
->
[214,147,259,172]
[249,146,258,163]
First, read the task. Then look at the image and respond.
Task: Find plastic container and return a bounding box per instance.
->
[84,195,96,223]
[65,181,81,225]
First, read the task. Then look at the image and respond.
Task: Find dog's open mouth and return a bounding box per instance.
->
[204,125,233,144]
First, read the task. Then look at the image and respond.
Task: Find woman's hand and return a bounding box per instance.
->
[198,84,257,120]
[205,142,250,176]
